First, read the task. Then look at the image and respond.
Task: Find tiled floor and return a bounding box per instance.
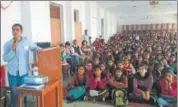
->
[63,101,113,107]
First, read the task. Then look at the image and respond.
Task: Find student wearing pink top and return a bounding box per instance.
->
[157,70,177,107]
[88,65,109,101]
[159,70,177,97]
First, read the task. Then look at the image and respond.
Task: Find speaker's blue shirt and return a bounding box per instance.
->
[3,37,40,76]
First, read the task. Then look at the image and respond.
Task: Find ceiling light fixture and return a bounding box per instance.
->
[149,0,159,8]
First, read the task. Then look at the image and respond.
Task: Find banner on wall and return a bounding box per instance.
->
[155,24,158,30]
[153,24,156,30]
[1,1,13,10]
[136,25,138,30]
[133,25,136,30]
[140,25,143,30]
[161,24,163,30]
[163,23,167,30]
[147,24,151,30]
[166,23,169,30]
[121,23,176,32]
[157,24,161,30]
[129,25,132,31]
[138,25,141,31]
[145,24,148,30]
[172,23,176,30]
[168,23,172,29]
[142,24,146,30]
[126,25,129,31]
[124,25,126,31]
[131,25,134,31]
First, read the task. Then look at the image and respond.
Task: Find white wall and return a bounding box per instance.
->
[30,1,51,43]
[1,1,21,64]
[72,1,85,42]
[1,1,117,63]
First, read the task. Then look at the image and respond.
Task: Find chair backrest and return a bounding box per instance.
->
[36,42,51,49]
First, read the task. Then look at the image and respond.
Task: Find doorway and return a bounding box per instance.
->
[50,3,62,46]
[74,9,82,47]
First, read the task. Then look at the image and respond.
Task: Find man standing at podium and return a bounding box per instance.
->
[3,24,41,107]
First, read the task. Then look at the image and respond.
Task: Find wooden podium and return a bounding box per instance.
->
[18,47,63,107]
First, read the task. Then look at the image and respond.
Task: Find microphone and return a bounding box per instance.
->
[13,39,18,52]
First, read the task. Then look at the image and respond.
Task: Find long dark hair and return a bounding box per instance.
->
[82,40,87,46]
[76,65,86,75]
[93,65,102,78]
[75,65,86,86]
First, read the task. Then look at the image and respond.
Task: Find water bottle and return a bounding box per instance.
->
[32,67,39,76]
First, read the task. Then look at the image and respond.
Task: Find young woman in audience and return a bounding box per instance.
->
[60,44,71,79]
[81,40,92,62]
[64,41,74,75]
[88,65,109,102]
[159,69,177,97]
[60,44,67,63]
[67,65,87,90]
[66,65,89,101]
[157,69,177,106]
[129,64,158,106]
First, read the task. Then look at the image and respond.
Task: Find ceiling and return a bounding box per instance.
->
[97,1,177,17]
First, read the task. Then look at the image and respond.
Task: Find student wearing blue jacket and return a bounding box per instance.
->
[3,23,41,107]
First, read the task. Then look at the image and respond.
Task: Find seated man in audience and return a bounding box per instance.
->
[168,53,177,74]
[71,40,83,70]
[152,63,164,96]
[129,64,159,106]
